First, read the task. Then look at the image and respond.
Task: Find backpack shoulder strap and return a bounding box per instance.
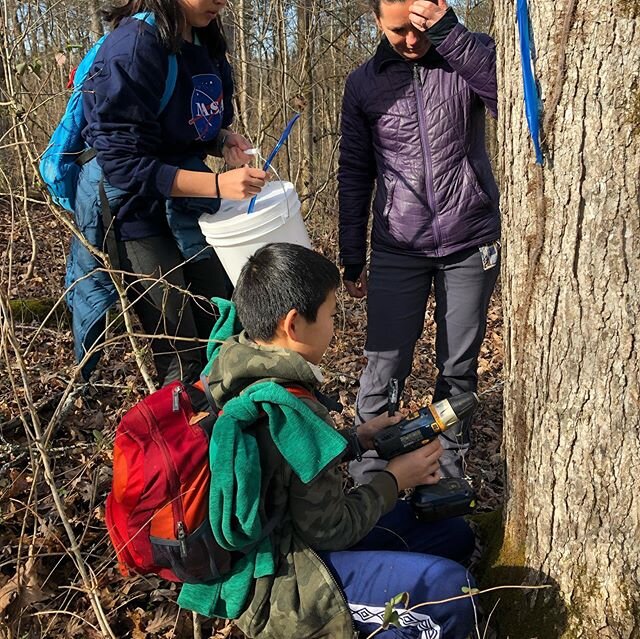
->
[282,384,316,402]
[159,55,177,114]
[197,373,218,411]
[240,379,317,403]
[131,12,177,115]
[132,11,156,24]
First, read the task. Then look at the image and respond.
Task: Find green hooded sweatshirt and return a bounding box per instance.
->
[179,331,398,638]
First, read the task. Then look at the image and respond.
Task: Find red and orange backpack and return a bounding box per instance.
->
[105,378,314,583]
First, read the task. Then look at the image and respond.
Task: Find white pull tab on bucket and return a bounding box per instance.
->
[198,181,311,285]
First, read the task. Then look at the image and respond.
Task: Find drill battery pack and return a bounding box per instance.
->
[411,478,476,522]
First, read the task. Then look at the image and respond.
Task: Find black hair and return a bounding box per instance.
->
[102,0,227,57]
[233,243,341,342]
[369,0,404,18]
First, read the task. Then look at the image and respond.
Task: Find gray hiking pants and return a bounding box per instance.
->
[350,245,499,483]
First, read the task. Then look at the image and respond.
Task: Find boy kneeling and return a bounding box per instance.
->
[179,243,476,639]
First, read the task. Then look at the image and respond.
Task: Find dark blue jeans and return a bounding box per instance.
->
[319,500,477,639]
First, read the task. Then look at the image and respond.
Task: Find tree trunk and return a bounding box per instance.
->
[88,0,103,39]
[235,0,249,129]
[297,0,314,214]
[491,1,640,637]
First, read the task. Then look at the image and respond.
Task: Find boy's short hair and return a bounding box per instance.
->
[233,243,340,341]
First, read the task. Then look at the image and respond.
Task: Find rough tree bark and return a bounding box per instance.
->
[491,1,640,637]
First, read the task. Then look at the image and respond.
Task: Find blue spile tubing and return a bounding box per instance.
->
[517,0,543,164]
[247,114,300,214]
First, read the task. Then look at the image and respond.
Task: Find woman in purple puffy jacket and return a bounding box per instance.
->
[338,0,500,481]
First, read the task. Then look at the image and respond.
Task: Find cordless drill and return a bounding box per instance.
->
[374,380,479,522]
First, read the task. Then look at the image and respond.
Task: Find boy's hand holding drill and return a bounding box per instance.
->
[387,440,442,490]
[369,380,479,521]
[357,413,443,492]
[355,412,402,451]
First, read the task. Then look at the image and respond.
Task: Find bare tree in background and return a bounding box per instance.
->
[89,0,104,40]
[297,0,314,213]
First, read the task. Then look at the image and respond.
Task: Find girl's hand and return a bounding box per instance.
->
[217,167,268,199]
[222,132,254,167]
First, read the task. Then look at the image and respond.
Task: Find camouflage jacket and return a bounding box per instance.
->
[208,333,398,639]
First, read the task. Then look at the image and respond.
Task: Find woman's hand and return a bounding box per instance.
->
[357,413,403,451]
[217,167,268,199]
[386,438,443,491]
[344,267,368,299]
[409,0,448,31]
[221,131,254,167]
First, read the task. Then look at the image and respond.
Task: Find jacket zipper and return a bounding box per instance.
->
[412,63,442,256]
[177,521,188,558]
[140,390,187,541]
[310,548,358,636]
[172,385,181,412]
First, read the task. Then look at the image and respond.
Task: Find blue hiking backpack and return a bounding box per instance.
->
[39,12,178,212]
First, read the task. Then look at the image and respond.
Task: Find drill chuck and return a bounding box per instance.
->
[431,393,479,431]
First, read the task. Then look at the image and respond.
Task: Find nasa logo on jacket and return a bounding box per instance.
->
[189,73,224,141]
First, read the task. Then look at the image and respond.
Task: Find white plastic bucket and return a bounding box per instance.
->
[198,180,311,284]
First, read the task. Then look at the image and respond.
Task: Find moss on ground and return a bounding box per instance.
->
[471,510,568,638]
[9,297,69,326]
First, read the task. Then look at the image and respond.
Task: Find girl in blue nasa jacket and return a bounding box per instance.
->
[69,0,267,385]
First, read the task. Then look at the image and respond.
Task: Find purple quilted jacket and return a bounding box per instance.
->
[338,23,500,265]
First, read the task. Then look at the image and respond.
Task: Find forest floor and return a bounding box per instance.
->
[0,201,504,638]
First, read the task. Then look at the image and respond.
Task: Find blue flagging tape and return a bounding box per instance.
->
[517,0,543,164]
